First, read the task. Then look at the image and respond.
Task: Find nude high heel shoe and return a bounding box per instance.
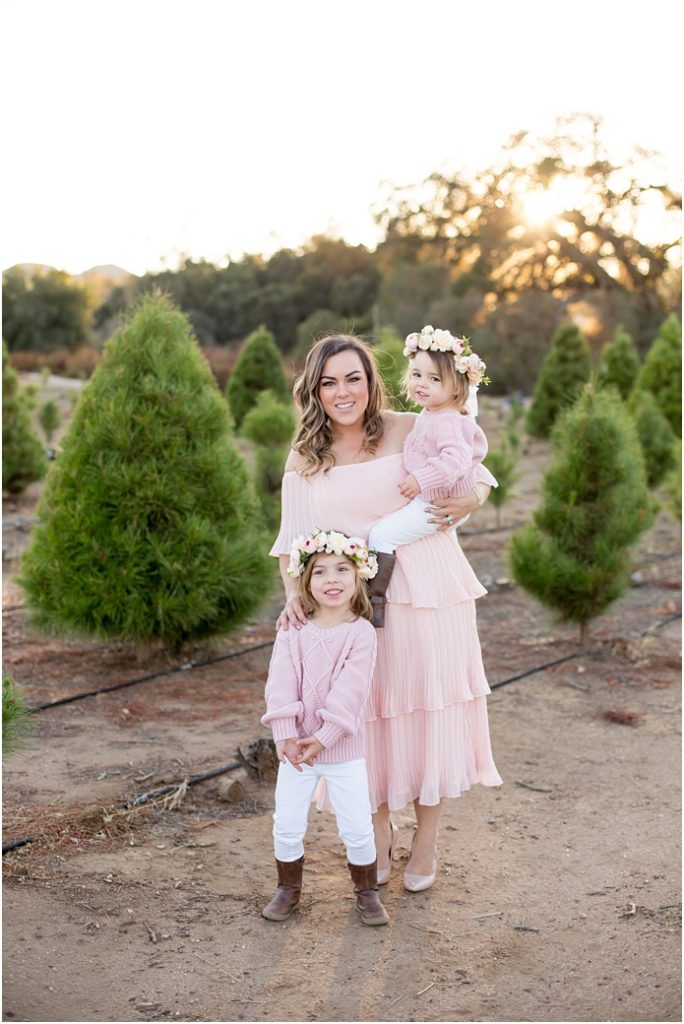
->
[403,834,438,893]
[376,820,396,886]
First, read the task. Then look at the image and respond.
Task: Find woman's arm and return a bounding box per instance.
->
[276,554,309,630]
[425,482,491,530]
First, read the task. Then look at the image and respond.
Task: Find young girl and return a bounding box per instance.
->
[261,529,389,926]
[368,325,491,626]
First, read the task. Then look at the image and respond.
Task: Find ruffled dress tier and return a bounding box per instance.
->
[270,452,502,812]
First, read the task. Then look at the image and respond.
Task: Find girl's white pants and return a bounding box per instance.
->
[368,497,469,554]
[272,757,376,865]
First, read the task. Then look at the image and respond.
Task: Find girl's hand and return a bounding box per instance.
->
[295,737,325,763]
[276,738,306,771]
[426,486,488,530]
[398,474,421,499]
[276,592,309,631]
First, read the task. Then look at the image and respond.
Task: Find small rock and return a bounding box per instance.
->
[217,773,246,804]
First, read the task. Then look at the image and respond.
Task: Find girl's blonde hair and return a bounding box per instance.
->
[405,349,470,414]
[297,550,373,622]
[292,335,387,476]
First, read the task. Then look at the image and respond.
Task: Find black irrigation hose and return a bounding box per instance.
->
[2,837,35,854]
[31,640,275,712]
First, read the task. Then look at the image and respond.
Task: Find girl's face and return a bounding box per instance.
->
[308,553,357,611]
[318,351,369,427]
[408,351,457,412]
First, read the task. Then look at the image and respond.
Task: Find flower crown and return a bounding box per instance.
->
[287,529,379,580]
[403,325,490,387]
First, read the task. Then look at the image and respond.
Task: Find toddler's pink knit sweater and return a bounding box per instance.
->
[403,409,488,501]
[262,617,377,763]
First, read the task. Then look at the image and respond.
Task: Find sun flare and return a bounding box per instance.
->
[517,175,590,228]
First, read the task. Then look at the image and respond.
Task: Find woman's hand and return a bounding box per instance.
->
[276,592,309,631]
[426,485,490,531]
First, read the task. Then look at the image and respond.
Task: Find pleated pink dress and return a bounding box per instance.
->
[270,452,503,812]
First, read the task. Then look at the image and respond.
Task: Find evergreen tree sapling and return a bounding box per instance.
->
[241,390,296,529]
[664,441,681,521]
[628,389,676,486]
[39,400,61,443]
[484,442,518,528]
[597,325,640,400]
[375,327,419,412]
[3,675,34,759]
[510,384,656,649]
[19,293,273,650]
[2,341,48,493]
[226,324,291,428]
[634,314,682,437]
[526,322,591,438]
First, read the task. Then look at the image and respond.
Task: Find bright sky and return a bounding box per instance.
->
[3,0,682,276]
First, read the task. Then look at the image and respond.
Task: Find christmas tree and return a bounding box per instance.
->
[19,293,273,650]
[241,390,296,528]
[2,342,47,493]
[634,314,681,437]
[526,322,591,438]
[597,325,640,400]
[226,324,291,428]
[511,384,655,648]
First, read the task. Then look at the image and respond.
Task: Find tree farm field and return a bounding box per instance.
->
[2,377,681,1024]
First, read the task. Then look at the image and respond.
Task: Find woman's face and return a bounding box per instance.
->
[318,350,369,427]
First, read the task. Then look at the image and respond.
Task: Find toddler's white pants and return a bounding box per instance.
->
[272,757,376,865]
[368,497,469,554]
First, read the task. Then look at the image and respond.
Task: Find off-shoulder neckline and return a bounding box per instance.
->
[283,452,404,476]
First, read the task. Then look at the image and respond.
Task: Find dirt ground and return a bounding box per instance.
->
[2,384,681,1023]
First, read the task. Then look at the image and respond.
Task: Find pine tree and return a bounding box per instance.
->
[3,675,34,759]
[628,389,676,486]
[664,441,681,521]
[374,327,417,412]
[597,325,640,400]
[39,400,61,443]
[226,324,291,428]
[241,390,296,529]
[510,384,656,649]
[19,293,273,650]
[526,323,591,438]
[2,342,47,493]
[484,442,518,528]
[634,314,681,437]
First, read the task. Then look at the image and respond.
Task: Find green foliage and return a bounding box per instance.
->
[2,342,48,493]
[505,397,525,452]
[627,389,677,486]
[484,443,518,527]
[241,390,296,447]
[3,267,92,352]
[3,675,34,759]
[510,385,656,644]
[226,324,291,428]
[597,325,640,400]
[19,293,273,650]
[374,327,418,412]
[39,400,61,442]
[634,314,681,437]
[294,309,348,363]
[664,441,681,520]
[526,323,592,438]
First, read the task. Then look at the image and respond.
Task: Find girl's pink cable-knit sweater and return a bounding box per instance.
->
[403,409,488,501]
[262,617,377,764]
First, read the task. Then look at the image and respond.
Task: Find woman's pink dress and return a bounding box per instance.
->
[271,452,502,811]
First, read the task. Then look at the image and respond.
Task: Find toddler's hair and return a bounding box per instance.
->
[298,551,373,622]
[404,350,470,413]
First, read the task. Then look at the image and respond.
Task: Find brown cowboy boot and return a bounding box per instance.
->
[261,856,304,921]
[368,552,396,628]
[348,860,390,926]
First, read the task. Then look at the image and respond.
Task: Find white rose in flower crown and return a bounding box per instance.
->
[325,531,347,554]
[418,333,432,350]
[432,329,451,351]
[405,332,419,348]
[455,355,470,374]
[451,336,465,355]
[421,325,434,334]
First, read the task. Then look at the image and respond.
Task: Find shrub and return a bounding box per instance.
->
[2,342,47,493]
[39,400,61,443]
[226,324,291,428]
[526,322,592,438]
[484,443,518,528]
[634,314,681,437]
[241,390,296,447]
[19,293,273,651]
[374,327,418,412]
[510,384,655,649]
[664,442,681,520]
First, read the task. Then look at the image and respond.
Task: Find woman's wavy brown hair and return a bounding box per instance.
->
[292,335,386,476]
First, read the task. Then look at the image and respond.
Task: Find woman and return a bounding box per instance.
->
[271,334,502,891]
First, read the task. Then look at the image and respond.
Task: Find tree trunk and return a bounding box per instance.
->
[496,506,502,529]
[579,620,590,651]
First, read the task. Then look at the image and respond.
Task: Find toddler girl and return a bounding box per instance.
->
[261,529,389,926]
[368,325,491,626]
